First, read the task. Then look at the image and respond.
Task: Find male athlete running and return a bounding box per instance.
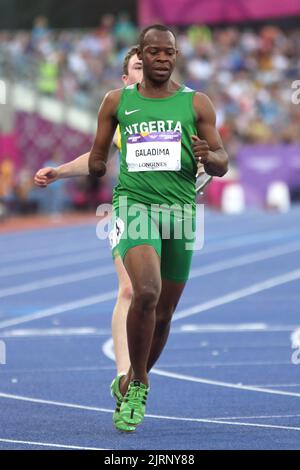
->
[88,24,228,431]
[35,45,205,432]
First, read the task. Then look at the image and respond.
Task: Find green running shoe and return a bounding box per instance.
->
[110,374,136,432]
[120,380,149,426]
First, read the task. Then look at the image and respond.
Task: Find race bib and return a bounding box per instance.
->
[109,217,125,250]
[126,132,181,172]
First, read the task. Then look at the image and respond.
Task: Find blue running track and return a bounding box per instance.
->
[0,207,300,450]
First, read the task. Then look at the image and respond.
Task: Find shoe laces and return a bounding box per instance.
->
[126,382,147,407]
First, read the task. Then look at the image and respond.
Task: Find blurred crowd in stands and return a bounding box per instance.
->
[0,14,300,216]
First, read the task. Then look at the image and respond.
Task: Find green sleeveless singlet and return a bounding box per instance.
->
[112,83,198,209]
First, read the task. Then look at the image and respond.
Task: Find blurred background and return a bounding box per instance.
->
[1,0,300,227]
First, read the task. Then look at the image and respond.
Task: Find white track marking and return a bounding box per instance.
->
[102,337,115,361]
[173,323,300,334]
[178,322,269,332]
[0,366,116,373]
[208,413,300,420]
[243,384,300,389]
[3,240,300,299]
[0,266,115,298]
[174,323,266,333]
[189,241,300,278]
[0,242,102,265]
[194,228,300,257]
[291,328,300,348]
[0,362,292,373]
[0,291,117,330]
[0,438,108,450]
[2,266,298,336]
[174,268,300,321]
[0,327,109,337]
[1,391,300,432]
[1,223,299,269]
[145,416,300,432]
[0,252,104,277]
[103,338,300,399]
[151,368,300,399]
[0,391,113,412]
[154,361,291,368]
[1,323,297,338]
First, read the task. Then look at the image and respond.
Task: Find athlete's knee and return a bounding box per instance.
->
[118,282,133,302]
[133,284,161,312]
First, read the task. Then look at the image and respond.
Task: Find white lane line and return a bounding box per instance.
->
[155,361,291,368]
[0,266,115,298]
[189,241,300,278]
[1,262,299,337]
[103,338,300,400]
[2,224,299,273]
[0,391,113,412]
[0,327,110,337]
[291,328,300,348]
[207,413,300,421]
[0,252,104,278]
[0,362,292,374]
[3,239,299,298]
[243,384,300,389]
[151,368,300,399]
[174,322,276,333]
[0,438,108,450]
[1,391,300,433]
[174,268,300,321]
[2,240,298,298]
[1,323,297,338]
[0,242,103,265]
[0,291,117,330]
[0,366,116,373]
[194,228,300,257]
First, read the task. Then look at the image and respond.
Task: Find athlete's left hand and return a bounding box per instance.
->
[191,135,210,164]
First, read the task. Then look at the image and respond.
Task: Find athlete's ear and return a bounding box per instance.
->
[122,74,128,85]
[137,47,142,61]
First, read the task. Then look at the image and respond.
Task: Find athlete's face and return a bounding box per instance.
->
[122,54,143,86]
[139,30,178,83]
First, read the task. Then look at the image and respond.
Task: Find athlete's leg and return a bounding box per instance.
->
[123,244,162,387]
[147,279,186,372]
[111,255,133,375]
[145,210,194,371]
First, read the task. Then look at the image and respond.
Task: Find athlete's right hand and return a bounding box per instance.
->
[34,167,59,187]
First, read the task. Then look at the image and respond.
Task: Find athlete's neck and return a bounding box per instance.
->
[137,79,181,98]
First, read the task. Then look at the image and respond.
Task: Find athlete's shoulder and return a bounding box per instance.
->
[193,91,213,105]
[100,88,123,116]
[103,88,123,104]
[192,91,216,120]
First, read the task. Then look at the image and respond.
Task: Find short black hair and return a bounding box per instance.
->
[123,46,139,75]
[139,24,176,49]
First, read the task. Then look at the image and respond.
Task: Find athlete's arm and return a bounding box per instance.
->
[88,89,120,177]
[34,153,90,187]
[192,92,228,177]
[35,110,121,188]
